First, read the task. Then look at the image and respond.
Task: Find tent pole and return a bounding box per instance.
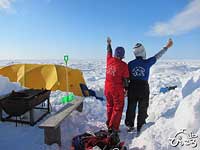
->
[64,55,69,92]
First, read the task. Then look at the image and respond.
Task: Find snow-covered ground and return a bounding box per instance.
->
[0,59,200,150]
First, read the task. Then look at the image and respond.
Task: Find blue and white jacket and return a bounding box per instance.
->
[128,47,168,81]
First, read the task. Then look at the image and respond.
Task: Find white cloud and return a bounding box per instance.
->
[0,0,14,9]
[149,0,200,36]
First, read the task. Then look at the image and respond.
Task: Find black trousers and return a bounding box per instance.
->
[125,80,149,129]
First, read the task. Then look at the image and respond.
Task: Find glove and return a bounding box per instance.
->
[107,37,111,45]
[165,38,173,49]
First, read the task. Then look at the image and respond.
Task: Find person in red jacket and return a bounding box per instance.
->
[105,37,129,133]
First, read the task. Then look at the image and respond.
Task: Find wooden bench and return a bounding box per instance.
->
[39,97,84,146]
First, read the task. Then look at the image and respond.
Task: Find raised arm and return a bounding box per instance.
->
[154,38,173,60]
[107,37,112,58]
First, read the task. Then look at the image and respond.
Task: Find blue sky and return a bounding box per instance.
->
[0,0,200,61]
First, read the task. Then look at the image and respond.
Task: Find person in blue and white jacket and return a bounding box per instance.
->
[125,39,173,133]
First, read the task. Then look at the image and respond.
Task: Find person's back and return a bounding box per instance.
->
[104,37,129,132]
[105,56,128,92]
[125,39,173,133]
[128,56,156,81]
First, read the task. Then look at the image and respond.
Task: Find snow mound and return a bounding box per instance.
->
[0,75,23,96]
[181,70,200,98]
[174,88,200,132]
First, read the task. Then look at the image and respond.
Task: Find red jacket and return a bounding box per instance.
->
[105,45,129,93]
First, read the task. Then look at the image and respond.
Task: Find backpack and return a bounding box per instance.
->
[71,130,127,150]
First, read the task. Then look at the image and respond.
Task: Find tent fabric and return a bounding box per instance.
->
[0,64,86,96]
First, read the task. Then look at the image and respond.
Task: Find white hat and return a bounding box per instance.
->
[133,43,146,59]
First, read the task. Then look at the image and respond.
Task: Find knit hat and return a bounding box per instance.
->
[114,47,125,59]
[133,43,146,59]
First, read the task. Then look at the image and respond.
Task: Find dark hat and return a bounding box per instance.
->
[114,47,125,59]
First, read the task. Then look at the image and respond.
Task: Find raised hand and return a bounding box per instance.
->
[165,38,173,48]
[107,37,111,45]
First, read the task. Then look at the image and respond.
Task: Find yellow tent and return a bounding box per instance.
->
[0,64,86,96]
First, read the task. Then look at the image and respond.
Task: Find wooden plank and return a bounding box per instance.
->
[44,126,61,146]
[39,97,84,128]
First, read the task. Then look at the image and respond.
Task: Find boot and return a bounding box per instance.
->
[110,130,120,145]
[127,126,135,132]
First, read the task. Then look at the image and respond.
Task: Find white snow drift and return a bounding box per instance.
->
[0,59,200,150]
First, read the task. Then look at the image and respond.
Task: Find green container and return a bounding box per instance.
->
[60,93,75,104]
